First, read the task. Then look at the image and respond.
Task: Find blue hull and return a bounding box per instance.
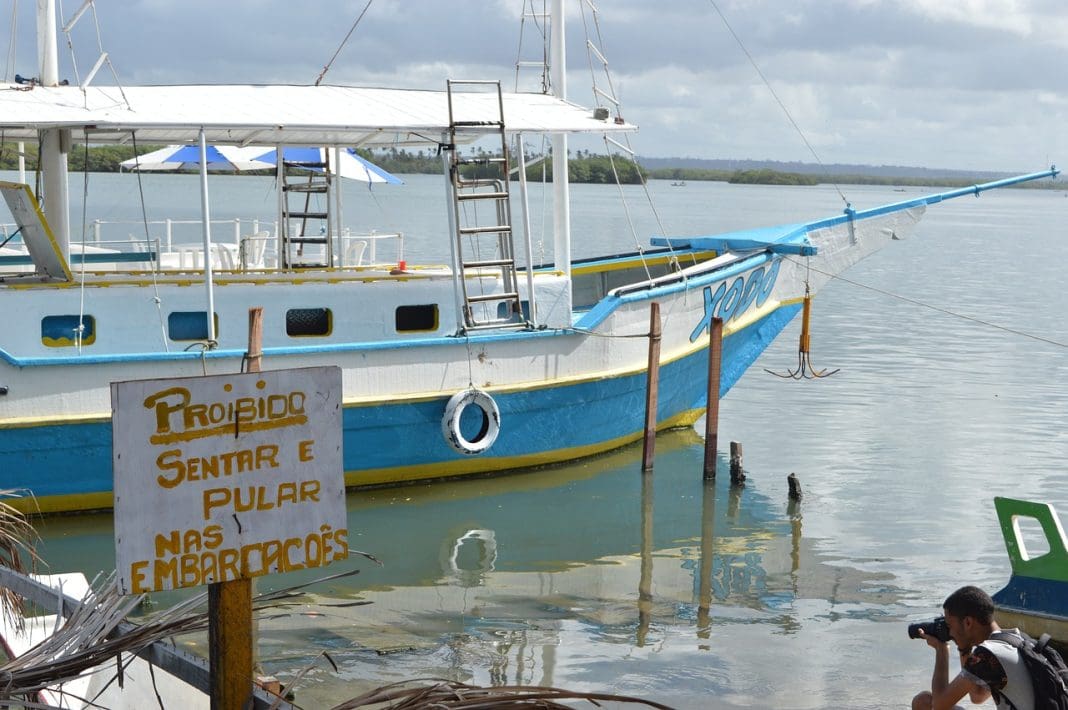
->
[0,304,799,513]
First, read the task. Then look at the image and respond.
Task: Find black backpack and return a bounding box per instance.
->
[989,630,1068,710]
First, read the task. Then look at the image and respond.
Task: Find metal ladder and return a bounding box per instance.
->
[446,80,526,331]
[280,157,332,268]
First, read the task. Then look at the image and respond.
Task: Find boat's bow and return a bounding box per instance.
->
[992,496,1068,642]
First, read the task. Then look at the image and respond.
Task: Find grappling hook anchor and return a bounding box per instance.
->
[765,288,840,380]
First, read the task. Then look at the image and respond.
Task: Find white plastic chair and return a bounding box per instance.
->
[212,244,236,270]
[239,231,270,269]
[343,240,367,267]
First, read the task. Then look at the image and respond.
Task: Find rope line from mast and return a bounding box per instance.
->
[790,258,1068,349]
[707,0,848,206]
[129,131,170,352]
[315,0,375,86]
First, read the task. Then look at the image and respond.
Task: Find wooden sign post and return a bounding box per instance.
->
[112,308,346,710]
[208,308,262,709]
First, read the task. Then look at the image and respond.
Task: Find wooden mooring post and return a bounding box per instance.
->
[729,441,746,486]
[696,477,716,640]
[788,472,803,501]
[702,318,724,479]
[641,302,661,472]
[208,308,262,710]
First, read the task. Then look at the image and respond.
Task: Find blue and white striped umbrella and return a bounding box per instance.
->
[250,147,403,184]
[120,144,273,172]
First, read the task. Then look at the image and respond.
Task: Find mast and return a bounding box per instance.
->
[198,130,217,344]
[37,0,70,258]
[550,0,571,282]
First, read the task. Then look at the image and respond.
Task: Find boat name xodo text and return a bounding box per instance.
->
[114,369,346,595]
[689,260,781,342]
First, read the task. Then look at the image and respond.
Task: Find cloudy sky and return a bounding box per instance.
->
[10,0,1068,172]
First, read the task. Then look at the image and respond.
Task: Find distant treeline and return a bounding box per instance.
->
[647,166,1059,189]
[0,143,142,173]
[373,147,647,184]
[0,143,1057,188]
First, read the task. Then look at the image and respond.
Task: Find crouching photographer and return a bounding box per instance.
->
[910,585,1035,710]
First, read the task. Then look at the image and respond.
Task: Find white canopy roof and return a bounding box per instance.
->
[0,83,635,147]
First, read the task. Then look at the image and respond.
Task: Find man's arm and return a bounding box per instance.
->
[925,637,981,710]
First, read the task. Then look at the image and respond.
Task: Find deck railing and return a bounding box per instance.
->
[0,219,403,271]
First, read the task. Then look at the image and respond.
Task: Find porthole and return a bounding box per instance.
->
[168,311,219,341]
[287,308,332,337]
[41,315,96,347]
[396,304,438,332]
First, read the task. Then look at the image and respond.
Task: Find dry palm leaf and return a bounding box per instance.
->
[330,678,676,710]
[0,491,40,634]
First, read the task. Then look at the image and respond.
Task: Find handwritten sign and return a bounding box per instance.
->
[112,366,346,594]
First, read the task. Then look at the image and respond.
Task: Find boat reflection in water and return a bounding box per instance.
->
[34,429,905,704]
[188,428,901,704]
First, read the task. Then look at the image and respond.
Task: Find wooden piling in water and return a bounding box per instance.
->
[696,477,716,639]
[702,318,724,480]
[637,471,654,646]
[788,472,803,501]
[641,303,661,472]
[729,441,746,486]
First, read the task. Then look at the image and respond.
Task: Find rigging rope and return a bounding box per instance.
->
[315,0,374,86]
[130,132,170,352]
[86,0,130,106]
[58,0,131,107]
[514,0,549,93]
[576,0,676,284]
[4,1,16,82]
[76,140,89,354]
[707,0,848,206]
[793,259,1068,349]
[57,0,80,84]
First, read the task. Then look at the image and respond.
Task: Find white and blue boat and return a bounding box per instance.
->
[0,2,1058,514]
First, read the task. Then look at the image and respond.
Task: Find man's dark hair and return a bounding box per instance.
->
[943,585,995,624]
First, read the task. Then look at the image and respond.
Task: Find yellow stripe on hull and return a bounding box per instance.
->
[344,407,706,488]
[9,491,115,516]
[571,251,718,276]
[17,412,706,515]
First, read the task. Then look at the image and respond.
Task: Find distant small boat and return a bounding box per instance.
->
[671,180,687,186]
[991,496,1068,642]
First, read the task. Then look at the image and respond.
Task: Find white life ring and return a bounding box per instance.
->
[441,388,501,455]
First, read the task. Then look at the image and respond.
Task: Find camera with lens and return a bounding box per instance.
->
[908,616,951,643]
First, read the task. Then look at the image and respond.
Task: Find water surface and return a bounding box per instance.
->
[25,175,1068,709]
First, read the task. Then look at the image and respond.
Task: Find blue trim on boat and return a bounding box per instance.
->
[617,252,774,303]
[650,224,813,255]
[0,303,802,505]
[0,323,575,367]
[0,251,159,266]
[574,252,776,331]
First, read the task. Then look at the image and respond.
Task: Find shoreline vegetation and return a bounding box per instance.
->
[0,144,1058,190]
